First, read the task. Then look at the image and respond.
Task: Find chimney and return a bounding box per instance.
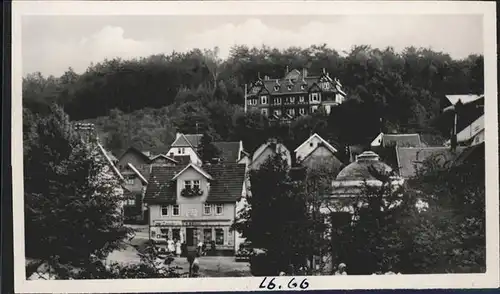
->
[322,68,326,74]
[265,75,269,80]
[285,66,289,76]
[302,68,308,78]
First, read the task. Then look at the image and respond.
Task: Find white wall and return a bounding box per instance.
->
[166,146,202,165]
[457,115,484,143]
[296,135,328,162]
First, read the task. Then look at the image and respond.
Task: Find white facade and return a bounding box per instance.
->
[445,114,484,146]
[294,133,338,163]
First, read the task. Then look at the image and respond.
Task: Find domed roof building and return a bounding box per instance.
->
[331,151,403,198]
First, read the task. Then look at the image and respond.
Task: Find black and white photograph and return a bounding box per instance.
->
[12,1,498,293]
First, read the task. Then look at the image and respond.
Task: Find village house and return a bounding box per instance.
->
[249,139,292,170]
[370,132,423,148]
[144,163,247,255]
[294,133,344,171]
[441,94,484,145]
[395,146,467,179]
[165,133,203,165]
[116,146,152,170]
[244,68,346,122]
[444,114,484,147]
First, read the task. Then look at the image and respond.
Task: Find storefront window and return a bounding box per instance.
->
[160,228,169,239]
[172,229,180,241]
[215,228,224,245]
[203,228,212,243]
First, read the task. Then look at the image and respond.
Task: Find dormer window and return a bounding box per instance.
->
[301,84,306,90]
[274,85,280,91]
[181,179,203,197]
[287,85,293,91]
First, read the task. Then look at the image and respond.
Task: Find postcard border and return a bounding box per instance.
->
[12,1,499,293]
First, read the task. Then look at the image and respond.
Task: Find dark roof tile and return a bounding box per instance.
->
[382,134,422,147]
[214,141,240,163]
[144,163,246,204]
[396,147,467,178]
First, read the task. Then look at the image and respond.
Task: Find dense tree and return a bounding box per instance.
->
[24,104,131,278]
[198,132,221,163]
[233,154,321,275]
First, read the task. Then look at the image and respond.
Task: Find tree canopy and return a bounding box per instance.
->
[23,45,483,156]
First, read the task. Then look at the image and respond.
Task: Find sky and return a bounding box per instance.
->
[22,14,483,77]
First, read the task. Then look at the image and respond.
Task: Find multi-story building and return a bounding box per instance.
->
[144,163,247,255]
[244,68,346,121]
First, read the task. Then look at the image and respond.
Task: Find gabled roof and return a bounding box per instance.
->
[150,154,178,164]
[445,94,483,106]
[127,163,148,184]
[144,163,246,204]
[300,144,343,165]
[172,163,213,181]
[252,140,290,162]
[372,133,422,148]
[382,134,422,147]
[172,155,191,165]
[395,146,466,178]
[118,146,151,163]
[146,146,170,157]
[170,134,193,148]
[171,133,203,148]
[294,133,338,154]
[213,141,241,163]
[247,69,344,100]
[185,134,203,148]
[97,143,124,181]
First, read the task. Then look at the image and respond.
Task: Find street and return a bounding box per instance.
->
[106,225,251,277]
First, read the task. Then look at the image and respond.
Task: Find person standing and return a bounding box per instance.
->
[197,241,204,256]
[167,238,175,255]
[175,239,182,257]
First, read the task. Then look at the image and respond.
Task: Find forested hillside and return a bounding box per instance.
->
[23,45,484,156]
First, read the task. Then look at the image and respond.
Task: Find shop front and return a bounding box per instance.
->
[149,219,236,254]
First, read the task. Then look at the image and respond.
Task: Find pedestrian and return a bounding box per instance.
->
[167,238,175,255]
[187,251,200,277]
[197,241,204,256]
[334,263,347,275]
[175,239,182,257]
[202,242,207,256]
